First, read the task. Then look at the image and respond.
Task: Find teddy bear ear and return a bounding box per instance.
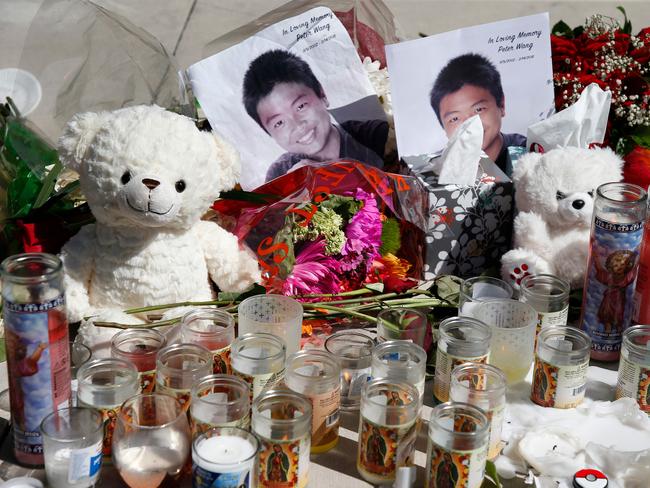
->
[57,111,107,172]
[511,151,543,185]
[208,131,241,191]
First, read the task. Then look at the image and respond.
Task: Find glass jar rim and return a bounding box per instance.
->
[252,388,312,429]
[192,426,259,467]
[181,308,235,335]
[460,276,513,301]
[1,253,62,284]
[324,330,374,359]
[519,274,570,301]
[429,402,490,439]
[111,328,167,357]
[362,378,420,411]
[238,294,303,323]
[596,182,647,205]
[474,299,537,330]
[286,349,340,381]
[156,342,213,373]
[40,407,103,442]
[537,326,591,357]
[439,316,492,345]
[118,393,186,430]
[231,333,286,363]
[450,362,507,396]
[622,324,650,357]
[191,374,250,407]
[76,358,139,390]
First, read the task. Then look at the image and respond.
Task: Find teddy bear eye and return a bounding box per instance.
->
[556,190,567,200]
[121,171,131,185]
[175,180,186,193]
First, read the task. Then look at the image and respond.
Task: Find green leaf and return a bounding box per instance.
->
[483,460,501,487]
[433,275,462,306]
[33,161,63,209]
[218,189,278,204]
[630,126,650,150]
[364,282,385,293]
[551,20,573,37]
[616,6,632,34]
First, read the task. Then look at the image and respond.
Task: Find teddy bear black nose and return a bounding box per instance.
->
[142,178,160,190]
[572,199,585,210]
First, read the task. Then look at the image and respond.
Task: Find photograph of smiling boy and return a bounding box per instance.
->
[243,50,388,182]
[430,53,526,174]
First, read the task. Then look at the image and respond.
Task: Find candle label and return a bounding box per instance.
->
[67,440,103,483]
[77,401,119,457]
[308,386,340,447]
[433,351,488,403]
[258,436,309,488]
[426,442,487,488]
[530,356,588,408]
[193,463,251,488]
[233,369,284,402]
[536,307,569,329]
[357,417,417,477]
[4,297,71,459]
[581,217,643,355]
[212,345,232,375]
[615,356,650,413]
[139,369,156,393]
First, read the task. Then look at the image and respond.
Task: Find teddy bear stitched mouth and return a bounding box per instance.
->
[126,195,174,216]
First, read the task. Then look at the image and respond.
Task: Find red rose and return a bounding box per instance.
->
[630,27,650,65]
[551,35,578,72]
[623,146,650,191]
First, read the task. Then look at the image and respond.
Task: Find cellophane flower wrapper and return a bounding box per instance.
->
[212,161,428,298]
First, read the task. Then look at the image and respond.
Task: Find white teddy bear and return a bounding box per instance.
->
[501,147,623,290]
[58,105,260,355]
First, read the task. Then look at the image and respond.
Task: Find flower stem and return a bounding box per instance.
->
[125,300,233,314]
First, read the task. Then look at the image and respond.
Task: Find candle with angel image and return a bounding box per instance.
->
[580,183,647,361]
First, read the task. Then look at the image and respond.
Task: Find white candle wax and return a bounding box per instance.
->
[194,435,256,474]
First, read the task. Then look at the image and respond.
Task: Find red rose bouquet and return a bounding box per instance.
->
[551,8,650,186]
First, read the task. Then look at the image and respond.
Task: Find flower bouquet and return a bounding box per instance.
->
[551,8,650,184]
[213,161,428,298]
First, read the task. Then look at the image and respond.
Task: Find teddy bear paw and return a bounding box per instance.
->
[501,249,552,290]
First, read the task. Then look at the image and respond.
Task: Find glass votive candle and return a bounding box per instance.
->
[356,378,421,485]
[70,342,92,407]
[111,328,167,393]
[76,358,140,458]
[531,326,591,408]
[285,350,341,454]
[324,330,374,411]
[471,299,537,384]
[433,317,492,403]
[426,402,489,488]
[237,294,303,355]
[376,308,428,347]
[190,374,251,435]
[192,426,259,488]
[252,388,312,488]
[519,274,570,333]
[616,325,650,413]
[156,343,213,411]
[459,276,514,317]
[371,340,427,397]
[181,308,235,375]
[450,363,507,460]
[40,408,103,488]
[231,333,286,402]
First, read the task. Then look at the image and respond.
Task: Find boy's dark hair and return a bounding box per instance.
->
[429,53,504,124]
[242,49,324,130]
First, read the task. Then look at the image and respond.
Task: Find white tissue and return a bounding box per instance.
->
[436,115,484,185]
[527,83,611,152]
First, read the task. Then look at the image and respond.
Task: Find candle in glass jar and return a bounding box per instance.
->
[192,427,258,488]
[615,324,650,413]
[231,333,286,402]
[181,308,235,374]
[371,341,426,397]
[111,329,166,393]
[156,343,213,411]
[191,374,251,435]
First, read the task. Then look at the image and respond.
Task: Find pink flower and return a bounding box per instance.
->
[282,239,341,296]
[340,189,382,274]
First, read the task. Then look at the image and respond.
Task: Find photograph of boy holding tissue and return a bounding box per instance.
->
[243,49,388,182]
[429,53,526,174]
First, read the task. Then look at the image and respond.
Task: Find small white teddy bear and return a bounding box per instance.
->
[501,147,623,290]
[58,105,260,355]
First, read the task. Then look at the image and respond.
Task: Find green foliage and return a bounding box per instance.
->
[616,6,632,34]
[379,217,401,255]
[551,20,573,37]
[293,206,345,255]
